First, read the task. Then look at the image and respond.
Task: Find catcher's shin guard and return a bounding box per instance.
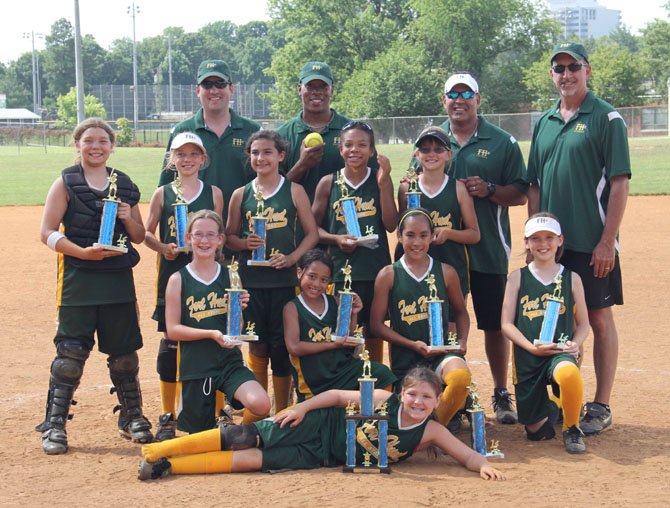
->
[108,352,153,443]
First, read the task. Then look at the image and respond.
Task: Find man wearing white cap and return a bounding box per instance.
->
[432,72,528,425]
[526,42,631,435]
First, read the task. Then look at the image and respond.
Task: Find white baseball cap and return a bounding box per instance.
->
[524,216,562,237]
[444,73,479,94]
[170,132,206,152]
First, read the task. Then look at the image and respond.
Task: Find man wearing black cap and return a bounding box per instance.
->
[278,61,377,202]
[431,73,528,426]
[159,59,260,223]
[527,42,631,435]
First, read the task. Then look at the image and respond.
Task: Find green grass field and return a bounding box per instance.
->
[1,136,668,206]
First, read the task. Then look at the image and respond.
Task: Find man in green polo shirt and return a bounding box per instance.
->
[159,60,260,223]
[527,42,631,435]
[278,61,377,202]
[429,73,528,426]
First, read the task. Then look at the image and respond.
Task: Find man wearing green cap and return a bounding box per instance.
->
[526,42,631,436]
[278,61,377,201]
[159,59,260,223]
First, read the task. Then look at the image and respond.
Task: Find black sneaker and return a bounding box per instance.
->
[492,388,518,424]
[138,457,172,481]
[580,402,612,435]
[155,413,177,442]
[216,407,236,428]
[526,417,556,441]
[447,413,463,434]
[563,425,586,454]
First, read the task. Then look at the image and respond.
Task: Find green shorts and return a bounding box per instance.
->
[334,280,374,326]
[178,362,257,434]
[244,286,296,346]
[55,302,142,356]
[514,353,577,425]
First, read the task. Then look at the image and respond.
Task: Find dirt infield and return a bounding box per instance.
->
[1,197,668,507]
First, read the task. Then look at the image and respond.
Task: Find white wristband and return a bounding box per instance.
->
[47,231,66,251]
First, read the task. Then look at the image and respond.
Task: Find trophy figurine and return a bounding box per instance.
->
[94,169,128,253]
[172,176,191,253]
[534,273,564,347]
[343,349,391,474]
[247,188,271,266]
[425,274,450,352]
[405,166,421,209]
[466,381,504,459]
[335,172,378,248]
[333,261,364,345]
[224,258,259,344]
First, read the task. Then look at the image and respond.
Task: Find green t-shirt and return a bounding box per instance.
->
[237,177,298,288]
[438,116,528,274]
[526,92,631,254]
[158,109,260,224]
[277,109,378,202]
[154,181,215,307]
[325,169,391,283]
[513,265,574,383]
[177,263,243,380]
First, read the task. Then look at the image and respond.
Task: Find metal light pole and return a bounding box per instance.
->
[128,2,140,133]
[22,31,43,115]
[167,34,174,113]
[74,0,86,123]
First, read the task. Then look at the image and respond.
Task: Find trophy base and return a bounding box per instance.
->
[174,246,191,253]
[93,242,128,253]
[486,451,505,459]
[333,335,366,346]
[247,260,272,267]
[533,340,567,349]
[342,465,391,474]
[354,235,379,249]
[224,334,259,345]
[426,345,460,352]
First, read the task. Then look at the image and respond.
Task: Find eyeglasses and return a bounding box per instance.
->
[342,121,373,132]
[190,232,220,240]
[199,80,231,90]
[418,146,449,154]
[551,63,587,74]
[445,90,476,100]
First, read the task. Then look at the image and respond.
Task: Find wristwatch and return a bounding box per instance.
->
[486,181,496,197]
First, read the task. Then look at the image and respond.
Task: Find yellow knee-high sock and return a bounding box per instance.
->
[242,353,270,424]
[170,450,234,475]
[365,337,384,363]
[160,381,178,415]
[215,391,226,416]
[272,375,292,413]
[141,428,221,463]
[554,364,583,431]
[435,369,472,426]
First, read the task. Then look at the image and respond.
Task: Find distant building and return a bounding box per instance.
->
[548,0,621,39]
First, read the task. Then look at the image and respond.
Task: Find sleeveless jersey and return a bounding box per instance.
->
[513,265,574,383]
[238,177,298,288]
[177,263,243,380]
[327,169,391,282]
[388,257,450,379]
[155,181,214,306]
[290,294,360,400]
[419,174,469,295]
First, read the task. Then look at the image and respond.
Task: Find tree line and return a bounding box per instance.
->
[1,0,668,121]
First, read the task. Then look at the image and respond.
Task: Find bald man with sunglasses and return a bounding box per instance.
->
[526,43,631,436]
[430,73,528,427]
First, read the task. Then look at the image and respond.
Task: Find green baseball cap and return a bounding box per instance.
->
[197,60,232,84]
[299,61,333,86]
[551,42,589,63]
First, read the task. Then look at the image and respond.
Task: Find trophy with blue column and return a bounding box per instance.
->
[224,258,258,345]
[335,172,378,248]
[172,176,190,253]
[405,166,421,209]
[94,169,128,253]
[534,274,566,349]
[425,274,460,352]
[466,381,504,459]
[332,260,364,345]
[247,188,271,266]
[343,349,391,474]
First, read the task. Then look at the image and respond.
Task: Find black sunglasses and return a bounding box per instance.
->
[342,121,373,132]
[445,90,476,100]
[199,80,231,90]
[551,63,587,74]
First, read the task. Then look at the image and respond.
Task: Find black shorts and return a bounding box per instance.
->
[469,271,506,331]
[560,250,623,309]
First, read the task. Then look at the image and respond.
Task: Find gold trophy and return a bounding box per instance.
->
[224,258,258,344]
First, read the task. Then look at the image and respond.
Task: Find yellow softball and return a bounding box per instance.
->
[304,132,324,147]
